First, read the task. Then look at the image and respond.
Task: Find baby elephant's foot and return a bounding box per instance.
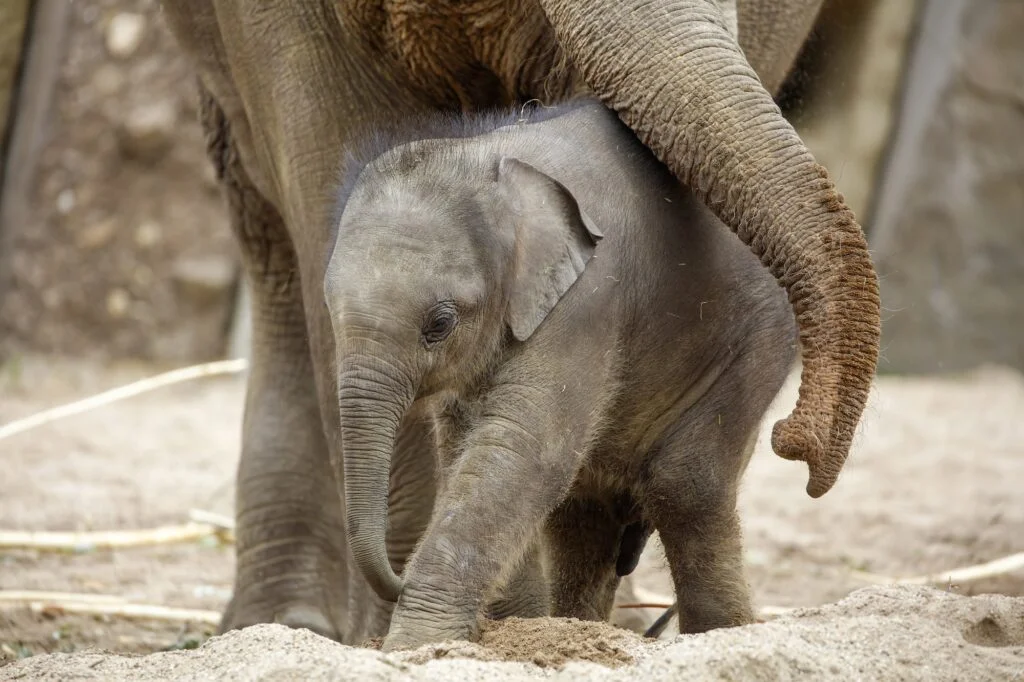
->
[381,617,478,653]
[381,588,479,652]
[677,592,755,634]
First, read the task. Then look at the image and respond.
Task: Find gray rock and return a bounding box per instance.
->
[117,100,177,162]
[92,63,125,97]
[105,13,146,59]
[133,220,162,248]
[172,255,236,308]
[75,219,117,249]
[55,188,75,215]
[106,288,131,319]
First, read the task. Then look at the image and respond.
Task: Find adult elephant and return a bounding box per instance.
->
[160,0,880,644]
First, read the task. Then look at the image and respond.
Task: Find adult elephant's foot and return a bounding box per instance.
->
[221,600,339,641]
[218,475,348,641]
[217,392,349,643]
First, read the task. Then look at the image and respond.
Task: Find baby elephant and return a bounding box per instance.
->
[325,99,796,651]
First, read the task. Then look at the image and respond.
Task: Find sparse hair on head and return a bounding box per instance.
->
[326,97,600,252]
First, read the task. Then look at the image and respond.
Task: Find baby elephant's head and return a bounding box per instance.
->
[323,140,602,602]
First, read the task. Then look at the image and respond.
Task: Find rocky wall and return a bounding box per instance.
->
[870,0,1024,373]
[0,0,237,364]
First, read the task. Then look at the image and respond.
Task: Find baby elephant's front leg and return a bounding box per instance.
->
[382,423,577,652]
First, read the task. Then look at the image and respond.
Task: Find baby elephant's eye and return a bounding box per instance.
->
[422,302,459,348]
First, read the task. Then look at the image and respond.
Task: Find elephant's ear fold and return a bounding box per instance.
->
[496,156,603,342]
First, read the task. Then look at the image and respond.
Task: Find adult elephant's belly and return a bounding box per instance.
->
[334,0,588,111]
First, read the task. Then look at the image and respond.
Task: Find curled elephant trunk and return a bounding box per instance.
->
[337,352,417,602]
[538,0,881,497]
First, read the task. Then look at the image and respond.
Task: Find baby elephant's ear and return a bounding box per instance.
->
[496,156,603,342]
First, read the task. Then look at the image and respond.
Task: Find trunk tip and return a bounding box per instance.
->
[805,478,832,499]
[363,562,403,603]
[348,519,404,602]
[771,415,842,499]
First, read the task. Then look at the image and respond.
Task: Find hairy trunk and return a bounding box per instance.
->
[338,352,416,602]
[538,0,881,497]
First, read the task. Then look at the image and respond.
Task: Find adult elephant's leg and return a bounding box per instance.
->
[180,0,446,642]
[200,87,347,639]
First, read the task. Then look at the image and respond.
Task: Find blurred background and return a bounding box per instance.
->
[0,0,1020,373]
[0,0,1021,662]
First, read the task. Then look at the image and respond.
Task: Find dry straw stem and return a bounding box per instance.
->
[851,551,1024,586]
[188,508,235,531]
[0,591,219,625]
[0,591,127,604]
[0,521,232,551]
[614,601,794,619]
[0,358,248,442]
[615,550,1024,620]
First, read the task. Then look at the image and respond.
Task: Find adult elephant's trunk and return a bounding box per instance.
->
[337,351,416,602]
[538,0,881,498]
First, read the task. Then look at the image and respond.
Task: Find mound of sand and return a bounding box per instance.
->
[3,586,1022,681]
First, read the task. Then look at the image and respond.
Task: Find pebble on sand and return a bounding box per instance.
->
[105,13,146,59]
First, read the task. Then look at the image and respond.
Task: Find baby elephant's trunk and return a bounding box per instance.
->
[337,352,416,603]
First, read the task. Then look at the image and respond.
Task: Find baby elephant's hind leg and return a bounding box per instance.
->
[641,373,773,634]
[545,497,628,621]
[485,541,550,620]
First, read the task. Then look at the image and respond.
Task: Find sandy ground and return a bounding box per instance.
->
[1,355,1023,678]
[4,586,1024,680]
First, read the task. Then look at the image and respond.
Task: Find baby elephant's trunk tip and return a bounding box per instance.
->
[348,520,404,602]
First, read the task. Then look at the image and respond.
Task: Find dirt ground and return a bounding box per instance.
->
[0,0,237,364]
[0,355,1022,677]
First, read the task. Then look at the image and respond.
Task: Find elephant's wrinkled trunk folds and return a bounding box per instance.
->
[538,0,881,497]
[338,352,416,602]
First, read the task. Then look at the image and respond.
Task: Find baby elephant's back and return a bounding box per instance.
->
[546,105,797,381]
[641,168,792,333]
[501,101,794,364]
[525,104,798,447]
[559,107,792,341]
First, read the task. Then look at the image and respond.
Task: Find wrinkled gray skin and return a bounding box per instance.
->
[326,99,797,651]
[160,0,881,647]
